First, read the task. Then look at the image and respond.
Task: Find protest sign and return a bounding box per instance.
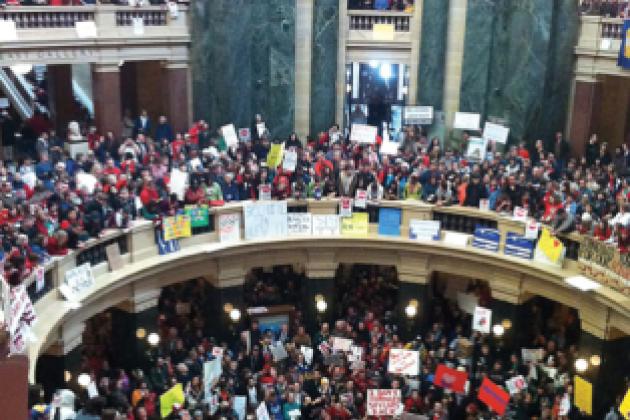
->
[339,197,352,218]
[238,128,251,142]
[409,220,441,241]
[312,215,340,236]
[472,306,492,334]
[300,346,314,365]
[233,396,247,420]
[525,219,540,240]
[354,190,367,209]
[404,106,433,125]
[221,124,238,148]
[380,139,400,155]
[87,381,99,399]
[478,377,509,416]
[75,21,97,38]
[466,137,487,161]
[185,205,210,228]
[0,20,17,42]
[243,201,288,240]
[34,266,45,293]
[483,121,510,144]
[169,168,188,201]
[258,184,272,201]
[521,348,544,363]
[378,208,401,236]
[105,243,124,271]
[388,349,420,376]
[287,213,312,236]
[282,150,298,172]
[132,17,144,35]
[203,359,222,400]
[479,199,490,211]
[266,143,285,168]
[256,402,271,420]
[160,384,185,419]
[163,215,192,241]
[513,206,528,221]
[256,122,267,138]
[456,292,478,315]
[332,337,353,352]
[454,112,481,130]
[574,375,592,415]
[443,231,470,247]
[534,227,565,266]
[433,364,467,394]
[348,345,363,363]
[620,388,630,419]
[211,346,224,358]
[505,375,527,395]
[77,172,97,194]
[60,263,94,301]
[350,124,377,144]
[218,213,241,243]
[271,342,289,361]
[341,213,369,236]
[366,389,401,416]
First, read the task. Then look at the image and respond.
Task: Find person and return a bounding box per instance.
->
[134,109,152,137]
[155,115,174,142]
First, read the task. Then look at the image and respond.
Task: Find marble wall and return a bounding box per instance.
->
[191,0,296,138]
[418,0,449,108]
[459,0,578,145]
[310,0,339,136]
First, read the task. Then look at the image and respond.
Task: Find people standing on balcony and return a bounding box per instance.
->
[134,109,152,138]
[155,115,174,143]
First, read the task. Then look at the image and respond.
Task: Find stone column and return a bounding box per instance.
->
[0,355,28,419]
[407,0,423,105]
[294,0,313,140]
[48,64,75,135]
[335,0,349,129]
[92,63,122,137]
[442,0,468,129]
[567,78,602,159]
[162,61,192,135]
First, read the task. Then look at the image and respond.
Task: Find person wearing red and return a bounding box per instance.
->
[314,152,334,178]
[404,389,425,414]
[46,230,69,256]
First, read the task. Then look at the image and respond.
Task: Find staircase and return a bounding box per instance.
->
[0,67,33,120]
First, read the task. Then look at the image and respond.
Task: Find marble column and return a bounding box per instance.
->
[568,79,602,159]
[47,64,75,135]
[92,63,122,137]
[418,0,450,108]
[294,0,313,140]
[442,0,468,130]
[162,61,192,135]
[0,356,28,419]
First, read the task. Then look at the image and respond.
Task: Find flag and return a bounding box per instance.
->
[433,364,467,394]
[160,383,185,418]
[156,228,180,255]
[574,375,592,415]
[618,19,630,69]
[537,228,564,263]
[478,377,510,416]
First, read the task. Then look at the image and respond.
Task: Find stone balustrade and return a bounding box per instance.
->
[0,7,95,29]
[348,10,411,32]
[575,16,626,78]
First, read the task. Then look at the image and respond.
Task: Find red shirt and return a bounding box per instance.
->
[140,186,159,206]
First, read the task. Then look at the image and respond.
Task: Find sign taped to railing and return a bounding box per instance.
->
[60,263,94,301]
[404,106,433,125]
[243,201,288,240]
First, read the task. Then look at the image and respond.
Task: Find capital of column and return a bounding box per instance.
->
[92,62,121,73]
[162,60,189,70]
[45,320,85,356]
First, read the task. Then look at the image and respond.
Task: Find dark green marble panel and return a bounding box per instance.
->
[311,0,339,136]
[191,0,295,139]
[418,0,449,108]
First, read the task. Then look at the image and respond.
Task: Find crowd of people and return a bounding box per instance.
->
[580,0,630,17]
[28,268,629,419]
[347,0,414,12]
[1,106,630,287]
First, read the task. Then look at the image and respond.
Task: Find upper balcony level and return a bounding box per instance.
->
[0,4,190,66]
[575,15,628,79]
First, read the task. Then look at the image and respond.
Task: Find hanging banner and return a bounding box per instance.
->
[388,349,420,376]
[366,389,401,416]
[184,205,210,228]
[287,213,312,236]
[409,220,441,241]
[574,375,593,416]
[163,215,192,241]
[60,263,94,301]
[350,124,377,144]
[218,213,240,243]
[483,121,510,144]
[243,201,288,240]
[534,227,565,266]
[618,19,630,69]
[312,215,340,236]
[341,213,369,236]
[378,208,401,236]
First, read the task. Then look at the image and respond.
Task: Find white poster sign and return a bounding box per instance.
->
[312,215,340,236]
[524,220,540,240]
[505,375,527,395]
[271,342,288,361]
[233,396,247,420]
[454,112,481,131]
[75,21,97,38]
[218,213,241,243]
[256,122,267,138]
[203,359,222,402]
[256,402,271,420]
[332,337,353,352]
[380,139,400,155]
[258,184,272,201]
[443,231,470,247]
[388,349,420,376]
[483,121,510,144]
[465,137,487,161]
[354,190,367,209]
[513,206,528,222]
[282,150,298,171]
[34,266,45,293]
[221,124,239,148]
[77,172,98,194]
[366,389,401,416]
[169,168,189,201]
[0,20,17,42]
[339,197,353,218]
[404,106,434,125]
[132,17,145,35]
[300,346,314,365]
[60,263,94,301]
[409,220,440,241]
[472,306,492,334]
[521,348,545,363]
[243,201,288,240]
[350,124,377,144]
[287,213,312,236]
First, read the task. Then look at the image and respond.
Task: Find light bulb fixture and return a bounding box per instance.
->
[589,355,601,367]
[408,299,419,308]
[136,328,146,339]
[346,83,352,93]
[492,324,505,337]
[77,373,91,388]
[575,358,588,373]
[379,63,392,80]
[404,304,417,319]
[223,303,234,314]
[229,308,241,322]
[64,370,72,383]
[147,332,160,347]
[369,60,379,68]
[316,299,327,313]
[501,319,512,330]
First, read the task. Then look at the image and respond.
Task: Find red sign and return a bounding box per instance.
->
[366,389,401,416]
[433,364,468,394]
[478,377,510,416]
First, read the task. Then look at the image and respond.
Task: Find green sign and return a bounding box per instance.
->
[184,205,210,228]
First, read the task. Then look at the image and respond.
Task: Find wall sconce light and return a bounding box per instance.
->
[315,295,327,313]
[77,373,91,388]
[575,358,588,373]
[405,299,419,319]
[64,370,72,383]
[147,332,160,347]
[223,303,234,314]
[229,308,241,322]
[136,328,146,340]
[492,324,505,337]
[589,355,601,367]
[501,319,512,330]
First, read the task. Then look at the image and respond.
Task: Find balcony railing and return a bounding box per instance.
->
[0,8,94,28]
[348,11,411,32]
[115,9,167,26]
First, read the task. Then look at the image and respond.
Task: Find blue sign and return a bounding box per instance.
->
[618,20,630,69]
[378,208,401,236]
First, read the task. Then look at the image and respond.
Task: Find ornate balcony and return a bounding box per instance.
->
[575,16,627,79]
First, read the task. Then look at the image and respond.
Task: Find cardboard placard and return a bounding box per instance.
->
[388,349,420,376]
[105,243,124,271]
[366,389,401,416]
[218,213,240,243]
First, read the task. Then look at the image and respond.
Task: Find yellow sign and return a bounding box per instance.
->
[163,215,192,241]
[620,388,630,420]
[341,213,369,236]
[537,227,564,263]
[373,23,395,41]
[266,143,285,168]
[574,375,592,416]
[626,29,630,58]
[160,383,185,418]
